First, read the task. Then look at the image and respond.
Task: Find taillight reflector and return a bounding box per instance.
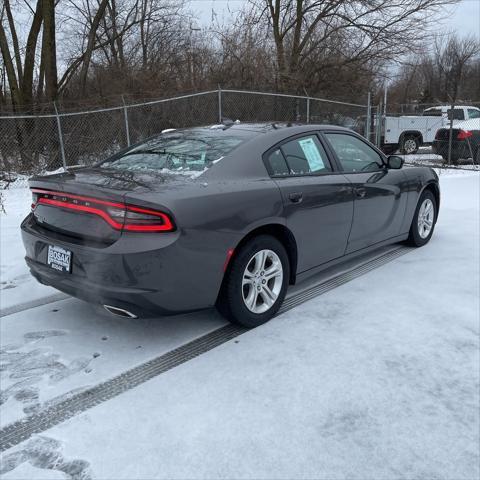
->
[31,189,174,232]
[223,248,235,272]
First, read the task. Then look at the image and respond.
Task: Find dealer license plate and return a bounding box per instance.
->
[47,245,72,273]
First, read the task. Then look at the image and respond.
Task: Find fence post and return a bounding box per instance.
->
[447,100,456,166]
[122,96,131,147]
[365,92,371,141]
[53,102,67,170]
[218,86,222,123]
[306,97,310,123]
[375,103,382,147]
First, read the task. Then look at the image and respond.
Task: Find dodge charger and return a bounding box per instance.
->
[21,123,440,327]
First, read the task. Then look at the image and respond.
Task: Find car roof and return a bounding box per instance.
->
[215,122,350,132]
[171,122,351,135]
[161,123,353,147]
[201,122,356,181]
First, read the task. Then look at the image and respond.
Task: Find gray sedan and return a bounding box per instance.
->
[21,123,440,327]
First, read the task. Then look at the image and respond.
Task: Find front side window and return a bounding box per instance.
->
[325,133,383,173]
[279,135,331,175]
[468,109,480,119]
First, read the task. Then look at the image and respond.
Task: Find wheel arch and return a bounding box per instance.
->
[399,130,423,144]
[227,223,298,285]
[421,181,440,220]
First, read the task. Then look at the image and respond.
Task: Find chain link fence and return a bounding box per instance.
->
[0,89,371,174]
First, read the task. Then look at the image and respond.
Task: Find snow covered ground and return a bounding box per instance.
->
[392,145,479,169]
[0,184,56,309]
[0,171,479,479]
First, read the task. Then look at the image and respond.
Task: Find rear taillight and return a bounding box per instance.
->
[122,205,174,232]
[31,189,174,232]
[457,129,473,140]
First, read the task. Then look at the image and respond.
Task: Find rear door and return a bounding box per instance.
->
[264,133,354,273]
[323,131,408,253]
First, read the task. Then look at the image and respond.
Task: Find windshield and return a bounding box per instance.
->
[100,129,247,174]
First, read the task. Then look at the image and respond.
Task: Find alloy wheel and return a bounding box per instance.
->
[417,198,434,239]
[242,249,283,314]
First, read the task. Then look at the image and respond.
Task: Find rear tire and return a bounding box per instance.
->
[407,190,437,247]
[217,235,290,328]
[400,135,419,155]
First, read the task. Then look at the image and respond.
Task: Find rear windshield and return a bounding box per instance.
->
[447,109,465,120]
[100,129,247,174]
[423,109,442,117]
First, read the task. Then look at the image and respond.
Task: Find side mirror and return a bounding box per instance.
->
[387,155,404,169]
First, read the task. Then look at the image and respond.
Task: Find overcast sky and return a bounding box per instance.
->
[189,0,480,38]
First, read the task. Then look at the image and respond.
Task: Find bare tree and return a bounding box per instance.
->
[435,35,480,104]
[0,1,24,108]
[254,0,459,93]
[434,35,480,163]
[0,0,45,109]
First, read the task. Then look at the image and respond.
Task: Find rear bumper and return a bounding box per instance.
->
[25,257,168,316]
[21,214,235,316]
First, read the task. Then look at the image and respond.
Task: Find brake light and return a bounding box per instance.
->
[122,205,174,232]
[31,189,174,232]
[457,130,473,140]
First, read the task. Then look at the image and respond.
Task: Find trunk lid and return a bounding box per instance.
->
[29,168,187,244]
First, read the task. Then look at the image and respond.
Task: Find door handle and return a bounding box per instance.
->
[288,192,303,203]
[355,187,367,198]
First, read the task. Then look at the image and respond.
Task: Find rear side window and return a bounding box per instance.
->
[266,149,290,176]
[280,135,331,175]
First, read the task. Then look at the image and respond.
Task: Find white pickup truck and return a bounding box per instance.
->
[382,105,480,154]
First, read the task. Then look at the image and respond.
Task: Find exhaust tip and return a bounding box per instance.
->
[103,305,138,319]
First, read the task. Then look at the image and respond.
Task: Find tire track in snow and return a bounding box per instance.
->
[0,245,411,452]
[1,293,69,318]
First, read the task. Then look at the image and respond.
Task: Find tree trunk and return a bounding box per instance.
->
[0,23,22,108]
[78,0,110,95]
[42,0,58,102]
[22,0,43,106]
[4,0,23,85]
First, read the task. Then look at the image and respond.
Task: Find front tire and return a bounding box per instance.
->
[407,190,437,247]
[217,235,290,328]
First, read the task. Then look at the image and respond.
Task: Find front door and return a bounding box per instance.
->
[323,132,408,253]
